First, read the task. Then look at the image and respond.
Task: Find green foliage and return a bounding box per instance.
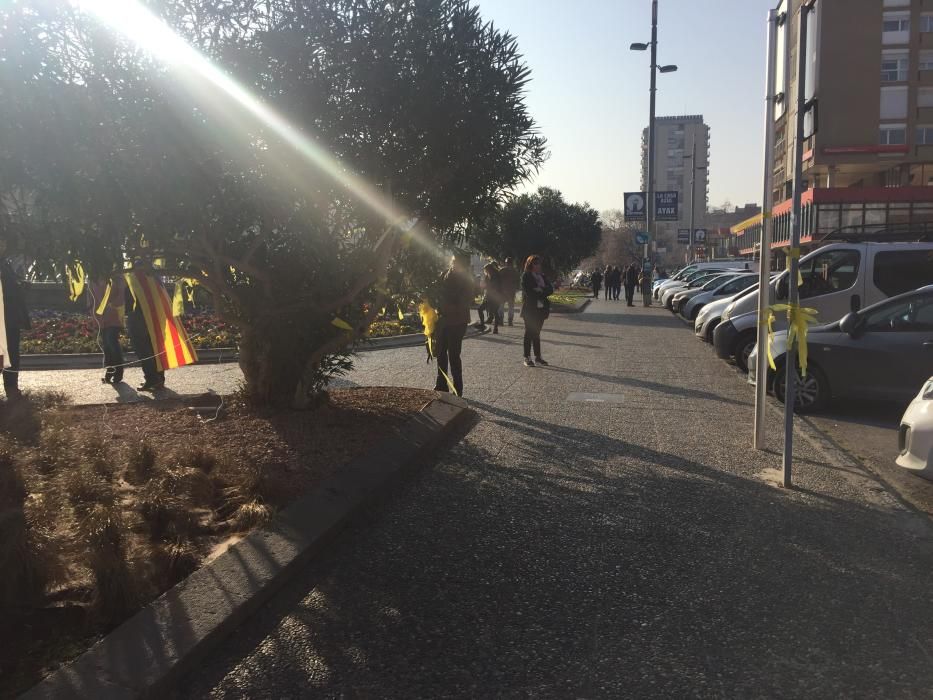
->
[0,0,546,406]
[467,187,602,274]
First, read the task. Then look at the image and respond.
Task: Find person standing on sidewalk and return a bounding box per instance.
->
[498,258,520,327]
[591,268,603,299]
[0,253,29,401]
[639,266,653,307]
[433,253,473,396]
[603,265,613,300]
[521,255,553,367]
[90,273,127,384]
[624,262,639,306]
[611,265,622,300]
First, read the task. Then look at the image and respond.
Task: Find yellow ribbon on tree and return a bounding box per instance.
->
[171,278,199,318]
[765,303,819,376]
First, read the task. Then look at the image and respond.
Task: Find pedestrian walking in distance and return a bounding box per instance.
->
[90,273,127,384]
[498,257,520,327]
[624,262,639,307]
[603,265,613,300]
[639,267,653,307]
[479,262,503,334]
[612,266,622,300]
[433,253,474,396]
[591,268,603,299]
[521,255,553,367]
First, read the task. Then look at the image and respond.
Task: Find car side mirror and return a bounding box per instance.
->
[839,312,862,337]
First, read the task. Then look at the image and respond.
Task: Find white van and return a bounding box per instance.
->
[713,242,933,371]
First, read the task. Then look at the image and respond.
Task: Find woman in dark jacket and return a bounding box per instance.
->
[520,255,553,367]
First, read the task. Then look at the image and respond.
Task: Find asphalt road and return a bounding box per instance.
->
[147,299,933,698]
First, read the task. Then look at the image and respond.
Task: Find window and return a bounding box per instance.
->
[864,293,933,332]
[719,276,756,295]
[917,126,933,144]
[921,52,933,71]
[881,53,908,81]
[799,249,861,300]
[919,88,933,108]
[873,250,933,296]
[883,13,910,44]
[881,86,908,119]
[880,124,907,145]
[922,15,933,32]
[883,17,910,33]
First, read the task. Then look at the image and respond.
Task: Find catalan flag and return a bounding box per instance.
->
[125,271,198,371]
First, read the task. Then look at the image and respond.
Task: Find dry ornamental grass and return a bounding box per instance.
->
[0,386,432,698]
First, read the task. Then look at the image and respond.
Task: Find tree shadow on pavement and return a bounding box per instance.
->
[181,399,933,699]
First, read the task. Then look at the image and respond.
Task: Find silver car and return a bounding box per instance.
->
[679,273,758,321]
[749,285,933,412]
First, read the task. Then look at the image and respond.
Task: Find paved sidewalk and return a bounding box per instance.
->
[34,301,933,696]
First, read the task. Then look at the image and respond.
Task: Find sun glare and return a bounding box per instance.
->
[74,0,437,257]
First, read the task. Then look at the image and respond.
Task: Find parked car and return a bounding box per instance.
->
[675,273,757,319]
[684,274,762,323]
[696,287,754,342]
[653,263,741,299]
[748,285,933,412]
[670,273,741,315]
[715,241,933,372]
[898,377,933,478]
[661,271,734,311]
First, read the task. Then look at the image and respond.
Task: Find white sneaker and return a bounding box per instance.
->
[523,357,535,367]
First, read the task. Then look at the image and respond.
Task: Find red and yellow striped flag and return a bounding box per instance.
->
[125,271,198,372]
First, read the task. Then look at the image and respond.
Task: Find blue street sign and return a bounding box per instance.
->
[634,232,650,245]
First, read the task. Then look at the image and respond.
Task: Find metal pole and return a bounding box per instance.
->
[782,2,811,487]
[688,138,697,262]
[753,9,779,450]
[646,0,658,278]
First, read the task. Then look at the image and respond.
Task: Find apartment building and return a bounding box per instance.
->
[734,0,933,257]
[640,115,710,248]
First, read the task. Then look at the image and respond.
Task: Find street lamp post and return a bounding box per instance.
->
[683,138,706,263]
[631,0,677,278]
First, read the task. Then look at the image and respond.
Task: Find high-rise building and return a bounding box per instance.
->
[732,0,933,259]
[640,115,710,253]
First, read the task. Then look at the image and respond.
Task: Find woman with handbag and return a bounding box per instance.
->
[520,255,553,367]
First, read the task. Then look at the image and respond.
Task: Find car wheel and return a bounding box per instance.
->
[704,319,720,343]
[732,330,757,373]
[689,305,703,321]
[773,362,829,413]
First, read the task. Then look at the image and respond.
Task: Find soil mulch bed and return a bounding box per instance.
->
[0,386,434,699]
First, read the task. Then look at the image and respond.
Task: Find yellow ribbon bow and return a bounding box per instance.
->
[765,303,819,376]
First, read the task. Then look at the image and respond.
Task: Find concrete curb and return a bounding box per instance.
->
[21,393,473,700]
[550,298,591,314]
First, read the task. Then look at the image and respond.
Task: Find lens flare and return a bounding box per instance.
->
[75,0,438,256]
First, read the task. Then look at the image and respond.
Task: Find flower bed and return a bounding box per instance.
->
[21,311,238,355]
[21,311,423,355]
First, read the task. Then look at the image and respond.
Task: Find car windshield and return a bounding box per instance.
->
[701,274,735,291]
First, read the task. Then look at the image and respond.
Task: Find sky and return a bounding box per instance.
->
[472,0,777,213]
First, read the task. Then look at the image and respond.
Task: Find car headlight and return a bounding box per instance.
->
[923,378,933,400]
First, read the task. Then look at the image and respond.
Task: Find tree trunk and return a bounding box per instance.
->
[238,321,322,409]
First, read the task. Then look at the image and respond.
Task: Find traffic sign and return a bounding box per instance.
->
[624,192,647,222]
[634,231,650,245]
[677,228,690,244]
[694,228,707,242]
